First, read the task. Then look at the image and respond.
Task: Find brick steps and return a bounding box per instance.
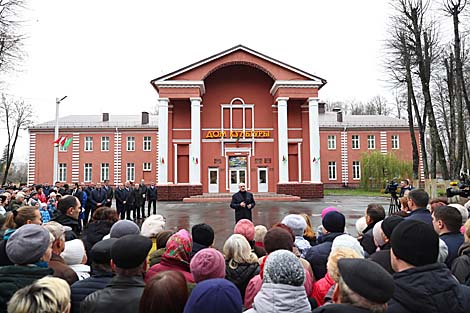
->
[183,192,300,203]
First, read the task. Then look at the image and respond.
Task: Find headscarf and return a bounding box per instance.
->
[162,229,192,266]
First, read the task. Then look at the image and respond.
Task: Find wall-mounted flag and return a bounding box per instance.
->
[161,157,165,165]
[63,138,73,149]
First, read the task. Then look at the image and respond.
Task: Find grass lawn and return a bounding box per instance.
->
[324,188,387,197]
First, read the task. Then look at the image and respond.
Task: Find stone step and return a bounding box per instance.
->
[183,192,301,203]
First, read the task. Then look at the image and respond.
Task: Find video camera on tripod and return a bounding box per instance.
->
[384,180,400,215]
[446,173,470,199]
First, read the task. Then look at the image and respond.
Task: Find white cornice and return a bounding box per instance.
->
[153,80,206,95]
[270,80,323,95]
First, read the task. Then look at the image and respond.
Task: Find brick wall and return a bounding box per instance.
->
[157,184,203,201]
[277,182,323,199]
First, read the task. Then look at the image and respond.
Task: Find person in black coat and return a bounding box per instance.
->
[125,182,135,220]
[303,211,345,280]
[136,180,147,219]
[83,183,95,226]
[71,183,84,208]
[114,183,128,220]
[230,183,255,223]
[358,204,385,256]
[103,180,114,208]
[388,219,470,313]
[90,183,107,217]
[146,182,157,216]
[70,238,116,313]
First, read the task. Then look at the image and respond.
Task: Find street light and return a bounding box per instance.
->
[53,96,68,183]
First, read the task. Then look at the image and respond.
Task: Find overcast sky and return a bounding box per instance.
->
[4,0,403,161]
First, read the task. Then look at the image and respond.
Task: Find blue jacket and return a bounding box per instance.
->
[440,232,464,268]
[388,263,470,313]
[406,208,432,225]
[70,272,113,313]
[303,232,343,280]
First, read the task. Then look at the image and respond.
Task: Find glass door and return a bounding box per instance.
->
[258,167,268,192]
[208,168,218,193]
[230,169,246,193]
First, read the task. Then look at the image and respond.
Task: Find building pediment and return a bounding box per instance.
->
[151,45,326,93]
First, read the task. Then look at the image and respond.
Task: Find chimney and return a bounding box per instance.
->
[102,113,109,122]
[336,111,343,123]
[318,102,326,114]
[141,111,149,125]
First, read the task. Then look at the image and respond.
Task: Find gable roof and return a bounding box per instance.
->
[151,44,327,87]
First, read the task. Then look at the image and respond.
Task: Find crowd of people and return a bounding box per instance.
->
[1,182,470,312]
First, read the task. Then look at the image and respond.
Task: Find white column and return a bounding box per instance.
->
[309,97,321,183]
[157,98,169,184]
[277,97,289,183]
[190,97,201,184]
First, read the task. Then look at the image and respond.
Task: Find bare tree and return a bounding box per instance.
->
[385,17,424,180]
[0,0,26,77]
[393,0,449,179]
[0,94,32,185]
[443,0,470,119]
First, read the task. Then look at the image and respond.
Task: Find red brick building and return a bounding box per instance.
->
[28,45,419,200]
[28,113,158,186]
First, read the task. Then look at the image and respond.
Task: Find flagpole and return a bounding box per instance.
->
[53,96,67,183]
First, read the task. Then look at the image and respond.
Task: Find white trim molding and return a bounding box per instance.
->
[270,80,323,95]
[152,80,206,95]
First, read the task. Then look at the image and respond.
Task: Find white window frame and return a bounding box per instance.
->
[143,162,151,171]
[84,136,93,151]
[143,136,151,151]
[367,135,376,149]
[328,161,337,180]
[327,135,336,150]
[59,144,67,152]
[352,161,361,180]
[126,163,135,181]
[127,136,135,151]
[101,163,109,182]
[101,136,110,151]
[84,163,93,182]
[58,163,67,182]
[391,135,399,149]
[351,135,360,149]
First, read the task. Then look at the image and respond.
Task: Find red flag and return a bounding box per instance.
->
[53,136,65,145]
[195,158,198,165]
[59,137,67,146]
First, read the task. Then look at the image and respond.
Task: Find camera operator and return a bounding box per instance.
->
[399,179,413,197]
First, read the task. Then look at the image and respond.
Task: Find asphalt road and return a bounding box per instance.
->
[151,195,391,250]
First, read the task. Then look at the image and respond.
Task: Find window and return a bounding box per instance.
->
[328,161,337,180]
[126,163,135,181]
[327,135,336,150]
[391,135,399,149]
[101,163,109,182]
[127,136,135,151]
[367,135,375,149]
[143,136,151,151]
[58,163,67,182]
[351,135,360,149]
[84,163,92,182]
[143,162,151,171]
[353,161,361,180]
[101,136,110,151]
[84,137,93,151]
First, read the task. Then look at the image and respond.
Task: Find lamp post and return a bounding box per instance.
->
[53,96,67,183]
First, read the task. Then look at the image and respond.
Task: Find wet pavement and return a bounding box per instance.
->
[153,195,391,250]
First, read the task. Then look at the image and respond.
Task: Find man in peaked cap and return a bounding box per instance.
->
[313,258,394,313]
[70,238,117,313]
[388,219,470,313]
[80,235,152,313]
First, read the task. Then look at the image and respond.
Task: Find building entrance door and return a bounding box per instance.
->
[208,168,218,193]
[258,167,268,192]
[229,156,247,193]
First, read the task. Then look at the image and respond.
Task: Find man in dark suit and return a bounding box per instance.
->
[90,182,107,218]
[230,183,256,223]
[136,180,147,219]
[146,181,157,216]
[125,182,135,220]
[103,180,114,207]
[114,183,128,220]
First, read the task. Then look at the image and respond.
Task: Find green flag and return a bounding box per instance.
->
[63,137,73,149]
